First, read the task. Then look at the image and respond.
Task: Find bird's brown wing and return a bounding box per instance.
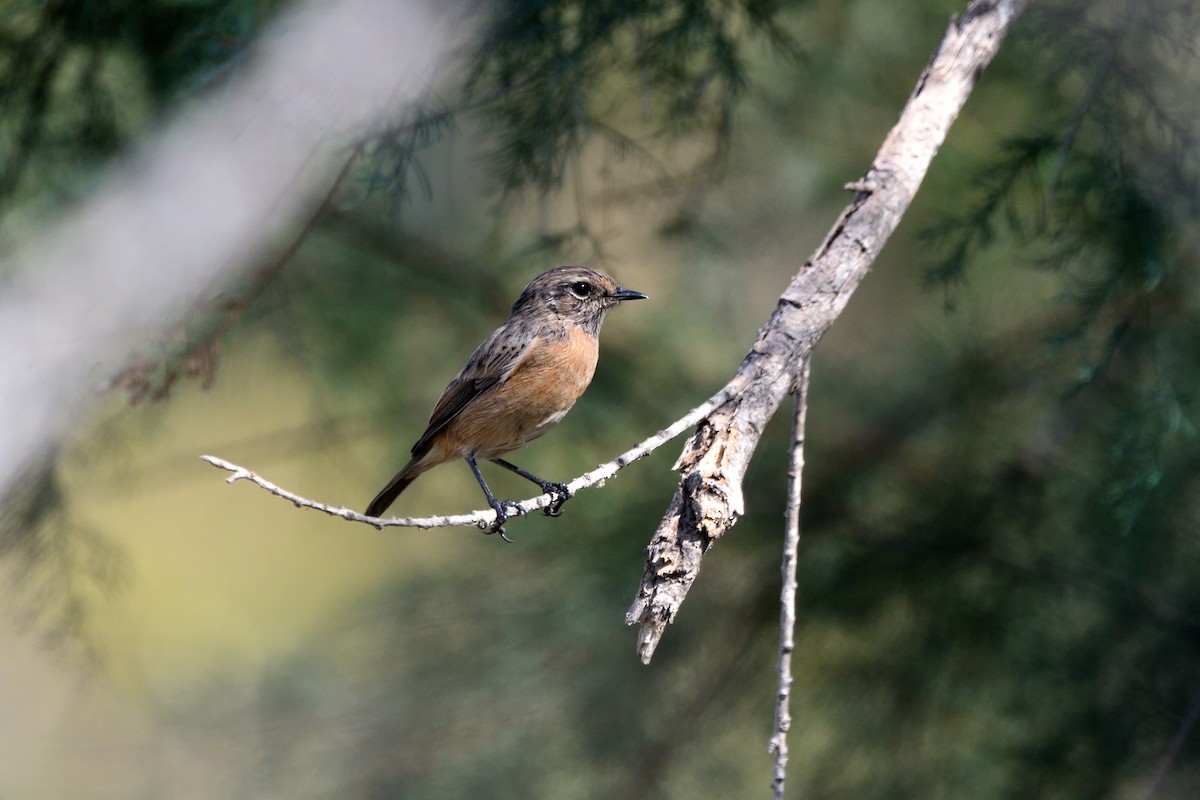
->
[409,322,536,458]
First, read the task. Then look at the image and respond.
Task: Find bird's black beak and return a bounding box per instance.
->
[612,287,648,302]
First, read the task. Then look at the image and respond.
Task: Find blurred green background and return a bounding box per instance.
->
[2,0,1199,797]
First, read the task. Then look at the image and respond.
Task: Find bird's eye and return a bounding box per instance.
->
[568,281,593,299]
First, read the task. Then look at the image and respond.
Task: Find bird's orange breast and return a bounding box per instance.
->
[440,327,599,460]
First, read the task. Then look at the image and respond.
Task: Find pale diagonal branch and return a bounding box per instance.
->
[625,0,1032,664]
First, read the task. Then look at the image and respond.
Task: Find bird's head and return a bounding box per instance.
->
[511,266,646,335]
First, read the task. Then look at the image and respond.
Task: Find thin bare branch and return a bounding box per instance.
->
[202,386,732,531]
[626,0,1032,664]
[768,359,810,799]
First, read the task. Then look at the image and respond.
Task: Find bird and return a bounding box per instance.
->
[364,265,646,537]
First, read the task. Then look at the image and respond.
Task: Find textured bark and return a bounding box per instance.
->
[626,0,1032,664]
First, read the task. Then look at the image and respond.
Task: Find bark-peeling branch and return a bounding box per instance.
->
[625,0,1031,664]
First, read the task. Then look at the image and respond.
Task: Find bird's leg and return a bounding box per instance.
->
[490,458,572,517]
[467,456,525,541]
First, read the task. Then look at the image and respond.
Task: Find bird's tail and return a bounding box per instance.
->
[365,457,424,518]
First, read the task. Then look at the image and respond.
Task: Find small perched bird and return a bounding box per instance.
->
[365,266,646,535]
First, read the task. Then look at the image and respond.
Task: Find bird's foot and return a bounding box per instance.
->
[484,499,527,542]
[539,482,572,517]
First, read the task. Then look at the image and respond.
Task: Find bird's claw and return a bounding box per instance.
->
[484,499,527,542]
[541,482,572,517]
